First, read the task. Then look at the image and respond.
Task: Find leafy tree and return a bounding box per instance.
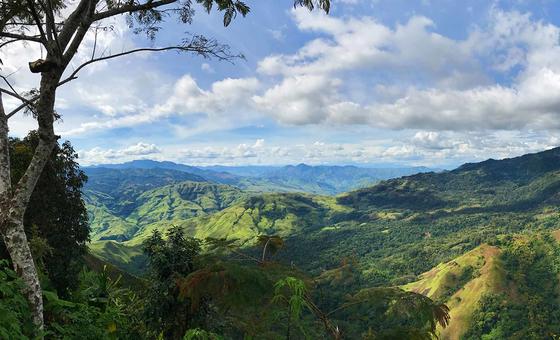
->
[143,227,202,339]
[0,132,89,297]
[0,0,330,329]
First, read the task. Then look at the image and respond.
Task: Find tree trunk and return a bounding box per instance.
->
[0,93,47,332]
[0,69,59,332]
[2,219,44,328]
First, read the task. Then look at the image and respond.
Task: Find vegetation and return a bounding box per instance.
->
[83,146,560,338]
[1,133,89,297]
[10,144,560,337]
[464,234,560,339]
[0,0,332,329]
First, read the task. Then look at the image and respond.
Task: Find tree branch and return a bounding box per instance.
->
[0,38,19,49]
[93,0,177,22]
[6,100,35,120]
[44,0,63,54]
[57,0,93,53]
[0,88,34,108]
[25,0,49,44]
[58,43,241,86]
[0,32,43,43]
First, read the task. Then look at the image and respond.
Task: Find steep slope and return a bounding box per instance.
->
[176,193,351,244]
[84,168,207,217]
[89,241,147,276]
[339,147,560,212]
[118,181,246,244]
[402,231,560,339]
[86,174,245,242]
[403,244,507,340]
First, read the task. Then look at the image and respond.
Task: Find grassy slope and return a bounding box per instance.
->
[141,193,349,245]
[88,147,560,309]
[88,181,245,242]
[88,241,147,276]
[403,244,507,340]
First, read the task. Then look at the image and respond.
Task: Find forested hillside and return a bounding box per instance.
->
[83,147,560,338]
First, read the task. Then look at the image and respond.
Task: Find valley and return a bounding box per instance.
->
[85,148,560,337]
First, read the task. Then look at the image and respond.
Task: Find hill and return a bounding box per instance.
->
[85,173,246,242]
[402,230,560,339]
[88,147,560,324]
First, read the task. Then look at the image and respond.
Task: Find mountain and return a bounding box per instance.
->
[89,149,560,285]
[85,147,560,336]
[87,160,434,195]
[206,163,435,194]
[84,168,246,242]
[87,160,241,185]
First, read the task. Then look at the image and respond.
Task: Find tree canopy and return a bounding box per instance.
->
[1,133,89,297]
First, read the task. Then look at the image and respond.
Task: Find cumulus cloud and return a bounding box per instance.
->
[61,75,260,135]
[252,9,560,131]
[181,139,265,160]
[79,142,161,165]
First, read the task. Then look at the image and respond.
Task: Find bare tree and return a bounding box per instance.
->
[0,0,330,332]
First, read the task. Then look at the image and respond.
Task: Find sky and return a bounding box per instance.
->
[4,0,560,168]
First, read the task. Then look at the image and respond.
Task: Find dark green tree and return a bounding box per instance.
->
[1,132,89,297]
[143,227,202,339]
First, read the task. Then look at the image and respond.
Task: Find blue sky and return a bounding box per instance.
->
[4,0,560,168]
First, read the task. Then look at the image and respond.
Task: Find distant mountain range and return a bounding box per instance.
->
[86,160,435,195]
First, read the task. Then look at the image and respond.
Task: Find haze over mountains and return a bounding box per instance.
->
[86,159,434,195]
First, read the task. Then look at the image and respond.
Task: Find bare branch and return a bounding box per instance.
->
[6,100,35,119]
[0,88,34,107]
[58,41,241,86]
[25,0,49,44]
[0,32,43,43]
[44,0,63,54]
[0,38,19,49]
[0,75,18,95]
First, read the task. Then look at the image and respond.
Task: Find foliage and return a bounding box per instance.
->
[183,328,223,340]
[272,276,314,339]
[142,227,203,339]
[0,260,34,339]
[1,132,89,297]
[464,234,560,339]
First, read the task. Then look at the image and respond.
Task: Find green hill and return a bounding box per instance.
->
[402,230,560,339]
[87,178,246,242]
[402,244,506,339]
[89,147,560,305]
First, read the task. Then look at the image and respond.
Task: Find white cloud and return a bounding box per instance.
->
[61,75,260,135]
[251,9,560,131]
[253,74,340,124]
[79,142,161,165]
